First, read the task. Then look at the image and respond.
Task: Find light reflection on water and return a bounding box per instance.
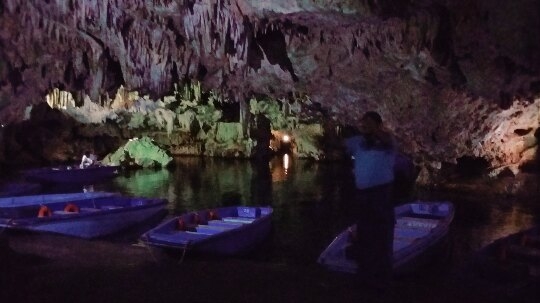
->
[88,156,538,265]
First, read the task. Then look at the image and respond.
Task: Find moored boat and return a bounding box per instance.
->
[140,206,273,256]
[318,201,455,273]
[0,192,167,239]
[0,192,119,209]
[473,226,540,280]
[22,165,120,184]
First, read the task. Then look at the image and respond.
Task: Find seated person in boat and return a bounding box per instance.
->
[80,151,98,169]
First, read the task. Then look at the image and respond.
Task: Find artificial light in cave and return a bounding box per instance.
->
[282,135,291,143]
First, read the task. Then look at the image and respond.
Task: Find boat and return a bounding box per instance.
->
[0,192,119,209]
[318,201,455,273]
[472,226,540,280]
[140,206,273,256]
[0,192,168,239]
[22,165,120,184]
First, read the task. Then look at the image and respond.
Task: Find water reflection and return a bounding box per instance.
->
[251,159,272,206]
[270,154,291,182]
[83,156,538,265]
[110,168,173,200]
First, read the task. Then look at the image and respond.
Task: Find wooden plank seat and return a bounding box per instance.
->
[396,217,439,229]
[222,217,256,224]
[53,210,79,215]
[196,224,236,234]
[207,220,245,227]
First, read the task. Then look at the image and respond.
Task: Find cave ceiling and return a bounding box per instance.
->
[0,0,539,169]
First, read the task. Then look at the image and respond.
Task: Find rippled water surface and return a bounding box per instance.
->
[50,156,540,266]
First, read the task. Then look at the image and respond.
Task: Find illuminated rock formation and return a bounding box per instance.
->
[0,0,539,183]
[102,136,173,168]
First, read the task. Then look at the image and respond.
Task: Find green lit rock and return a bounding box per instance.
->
[216,122,243,143]
[102,136,173,168]
[292,123,325,160]
[127,112,147,129]
[249,97,288,129]
[204,122,253,158]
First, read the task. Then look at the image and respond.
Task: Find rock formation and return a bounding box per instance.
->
[0,0,539,183]
[102,136,173,168]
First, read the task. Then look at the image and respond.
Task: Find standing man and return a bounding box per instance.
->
[344,111,396,289]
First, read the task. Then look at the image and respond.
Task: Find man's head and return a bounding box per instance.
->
[361,111,383,133]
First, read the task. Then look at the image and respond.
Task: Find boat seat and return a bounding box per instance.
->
[394,227,430,241]
[207,220,244,227]
[222,217,256,224]
[196,225,236,234]
[396,217,438,229]
[53,210,79,215]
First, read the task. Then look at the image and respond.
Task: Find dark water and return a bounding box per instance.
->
[45,156,540,267]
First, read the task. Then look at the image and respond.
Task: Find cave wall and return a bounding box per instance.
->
[0,0,540,176]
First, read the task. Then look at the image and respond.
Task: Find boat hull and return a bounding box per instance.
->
[23,166,120,184]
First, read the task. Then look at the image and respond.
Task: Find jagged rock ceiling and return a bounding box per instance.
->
[0,0,539,171]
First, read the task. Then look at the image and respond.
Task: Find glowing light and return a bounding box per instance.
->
[283,154,289,172]
[282,135,290,143]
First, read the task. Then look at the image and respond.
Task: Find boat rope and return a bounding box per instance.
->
[141,241,160,263]
[178,240,191,265]
[0,218,13,236]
